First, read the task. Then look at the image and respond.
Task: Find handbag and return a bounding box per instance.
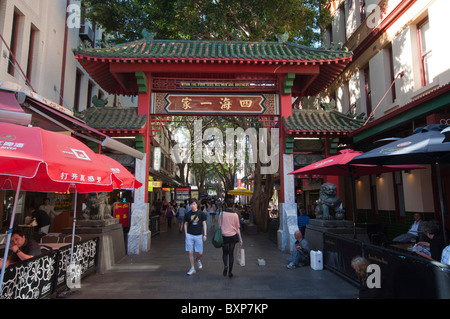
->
[237,247,245,266]
[212,213,223,248]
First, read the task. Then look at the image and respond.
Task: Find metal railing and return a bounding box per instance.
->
[0,237,99,299]
[323,232,450,298]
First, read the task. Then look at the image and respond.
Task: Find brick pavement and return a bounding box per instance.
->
[66,218,359,300]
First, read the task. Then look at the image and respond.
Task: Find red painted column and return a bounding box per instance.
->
[137,72,152,203]
[278,75,293,204]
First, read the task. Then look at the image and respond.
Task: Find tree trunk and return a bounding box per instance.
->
[250,161,274,232]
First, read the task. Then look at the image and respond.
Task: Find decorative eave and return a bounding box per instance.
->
[283,109,365,137]
[74,39,352,97]
[76,106,147,136]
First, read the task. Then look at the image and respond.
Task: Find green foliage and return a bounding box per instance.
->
[83,0,331,46]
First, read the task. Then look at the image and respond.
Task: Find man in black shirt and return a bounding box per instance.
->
[0,230,42,268]
[184,199,207,275]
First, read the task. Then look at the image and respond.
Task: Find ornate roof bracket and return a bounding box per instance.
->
[282,73,295,95]
[135,71,148,94]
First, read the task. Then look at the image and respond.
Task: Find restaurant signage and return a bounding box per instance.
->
[151,93,279,115]
[148,180,162,188]
[175,187,190,205]
[153,147,161,171]
[114,202,131,227]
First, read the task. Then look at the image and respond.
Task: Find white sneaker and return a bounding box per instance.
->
[286,262,296,269]
[187,267,196,275]
[197,259,203,270]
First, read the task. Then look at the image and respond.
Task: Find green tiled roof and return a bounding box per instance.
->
[75,39,351,62]
[75,39,352,97]
[283,109,364,135]
[77,106,147,130]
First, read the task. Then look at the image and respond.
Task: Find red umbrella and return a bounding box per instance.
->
[288,149,424,177]
[0,122,124,291]
[0,122,121,192]
[288,149,425,238]
[97,154,143,190]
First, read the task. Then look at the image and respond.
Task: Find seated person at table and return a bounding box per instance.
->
[31,205,51,234]
[0,230,42,268]
[415,220,446,262]
[393,213,423,243]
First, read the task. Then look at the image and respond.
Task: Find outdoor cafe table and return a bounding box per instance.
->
[38,243,70,250]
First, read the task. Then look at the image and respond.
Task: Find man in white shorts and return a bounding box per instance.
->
[184,198,208,275]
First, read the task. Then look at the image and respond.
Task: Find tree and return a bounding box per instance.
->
[82,0,329,230]
[83,0,331,46]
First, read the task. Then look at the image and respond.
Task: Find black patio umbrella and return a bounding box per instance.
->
[349,124,450,244]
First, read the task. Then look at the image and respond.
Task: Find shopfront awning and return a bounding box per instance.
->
[0,90,31,126]
[149,167,182,187]
[0,81,144,159]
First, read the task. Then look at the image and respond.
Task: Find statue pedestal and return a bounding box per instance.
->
[127,203,151,255]
[62,218,125,274]
[305,220,369,251]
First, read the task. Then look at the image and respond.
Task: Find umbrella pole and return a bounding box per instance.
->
[435,163,448,245]
[350,176,357,239]
[69,191,77,277]
[0,176,22,293]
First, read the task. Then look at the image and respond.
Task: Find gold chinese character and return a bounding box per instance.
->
[182,97,192,110]
[220,97,232,110]
[240,100,252,108]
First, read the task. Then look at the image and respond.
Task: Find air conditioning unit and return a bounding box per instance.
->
[79,24,94,42]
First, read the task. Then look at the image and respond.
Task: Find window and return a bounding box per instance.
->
[339,4,347,42]
[386,44,396,103]
[26,25,37,85]
[359,0,366,25]
[363,66,372,115]
[417,18,432,86]
[7,11,20,76]
[87,81,94,109]
[74,70,83,112]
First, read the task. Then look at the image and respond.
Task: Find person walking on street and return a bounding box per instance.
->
[184,199,207,275]
[165,203,175,229]
[177,204,186,233]
[207,200,217,227]
[219,198,243,278]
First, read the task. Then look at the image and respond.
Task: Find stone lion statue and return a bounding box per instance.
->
[315,183,345,220]
[82,192,113,220]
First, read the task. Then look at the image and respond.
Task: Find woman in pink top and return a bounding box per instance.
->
[219,198,243,278]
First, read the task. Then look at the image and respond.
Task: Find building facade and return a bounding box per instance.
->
[0,0,135,111]
[304,0,450,238]
[0,0,141,230]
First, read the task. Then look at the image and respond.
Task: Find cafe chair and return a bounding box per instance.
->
[63,235,82,243]
[40,246,52,253]
[40,233,60,243]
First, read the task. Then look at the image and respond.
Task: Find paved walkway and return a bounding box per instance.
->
[67,217,359,300]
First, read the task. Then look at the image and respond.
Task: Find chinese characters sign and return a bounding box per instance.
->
[114,202,130,227]
[151,93,279,115]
